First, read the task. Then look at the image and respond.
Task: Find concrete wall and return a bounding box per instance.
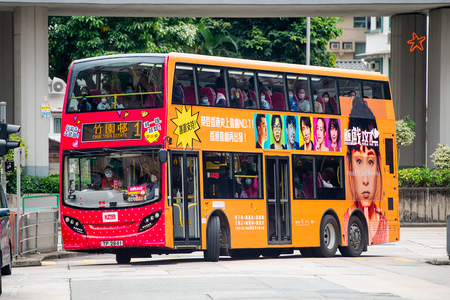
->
[399,188,450,224]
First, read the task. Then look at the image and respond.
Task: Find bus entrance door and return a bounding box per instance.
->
[170,152,201,248]
[266,156,292,244]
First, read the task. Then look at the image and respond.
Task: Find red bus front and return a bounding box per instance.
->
[59,54,170,261]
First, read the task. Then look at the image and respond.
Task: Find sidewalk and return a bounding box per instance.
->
[12,250,84,267]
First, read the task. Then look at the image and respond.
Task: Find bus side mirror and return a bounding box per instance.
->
[159,149,168,164]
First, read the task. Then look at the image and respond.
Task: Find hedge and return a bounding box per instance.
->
[398,167,450,187]
[7,173,59,194]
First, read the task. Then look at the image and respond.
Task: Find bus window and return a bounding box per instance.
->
[204,152,232,198]
[197,66,222,107]
[316,156,344,200]
[173,64,196,105]
[362,80,391,100]
[292,155,314,199]
[228,69,258,109]
[142,64,164,108]
[257,72,286,111]
[233,153,261,199]
[338,78,361,98]
[311,77,339,114]
[286,74,311,113]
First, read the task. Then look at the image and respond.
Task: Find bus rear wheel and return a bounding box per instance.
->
[204,215,220,262]
[315,215,339,257]
[339,215,365,257]
[116,253,131,264]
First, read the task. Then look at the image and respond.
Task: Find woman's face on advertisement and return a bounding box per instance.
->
[330,124,338,143]
[316,119,325,145]
[351,146,379,207]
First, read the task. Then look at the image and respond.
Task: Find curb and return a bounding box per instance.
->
[12,251,83,268]
[427,259,450,265]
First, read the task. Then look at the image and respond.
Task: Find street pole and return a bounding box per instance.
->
[306,17,311,66]
[0,102,6,193]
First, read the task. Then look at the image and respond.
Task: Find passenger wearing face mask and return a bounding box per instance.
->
[230,87,242,108]
[297,88,310,112]
[97,89,111,110]
[260,92,270,110]
[288,90,297,111]
[242,170,259,198]
[78,87,92,112]
[312,90,323,113]
[101,166,122,190]
[200,93,210,106]
[123,83,140,109]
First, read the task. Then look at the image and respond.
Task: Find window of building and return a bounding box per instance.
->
[354,17,367,28]
[330,42,340,50]
[343,42,353,50]
[53,117,61,134]
[354,43,366,59]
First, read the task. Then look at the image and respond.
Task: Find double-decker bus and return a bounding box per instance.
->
[60,53,399,263]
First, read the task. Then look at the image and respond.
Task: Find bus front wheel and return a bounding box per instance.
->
[116,253,131,264]
[339,215,365,257]
[204,215,220,262]
[315,215,339,257]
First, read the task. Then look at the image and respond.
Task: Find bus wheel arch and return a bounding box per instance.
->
[314,210,341,257]
[339,209,368,257]
[204,209,230,261]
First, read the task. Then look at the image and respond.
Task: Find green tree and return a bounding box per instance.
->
[201,17,342,67]
[196,24,238,57]
[49,17,197,80]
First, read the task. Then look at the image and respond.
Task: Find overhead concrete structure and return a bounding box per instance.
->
[1,0,450,174]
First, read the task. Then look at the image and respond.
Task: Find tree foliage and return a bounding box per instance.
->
[49,16,197,80]
[49,17,342,80]
[201,17,342,67]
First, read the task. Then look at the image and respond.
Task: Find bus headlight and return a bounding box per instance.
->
[138,210,162,232]
[63,215,86,235]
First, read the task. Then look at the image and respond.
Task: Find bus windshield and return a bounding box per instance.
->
[67,58,164,113]
[63,150,161,209]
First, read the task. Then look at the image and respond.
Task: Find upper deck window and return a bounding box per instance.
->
[67,60,164,113]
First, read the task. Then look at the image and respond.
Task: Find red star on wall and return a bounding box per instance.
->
[407,32,426,52]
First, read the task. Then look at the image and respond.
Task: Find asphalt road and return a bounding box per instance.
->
[2,227,449,300]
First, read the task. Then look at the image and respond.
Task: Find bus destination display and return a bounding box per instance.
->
[82,121,142,142]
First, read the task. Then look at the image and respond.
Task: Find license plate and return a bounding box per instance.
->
[101,240,123,247]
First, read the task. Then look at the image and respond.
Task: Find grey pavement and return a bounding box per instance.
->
[11,226,450,267]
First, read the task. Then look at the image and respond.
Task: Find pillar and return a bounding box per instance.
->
[14,7,50,175]
[391,13,427,167]
[428,8,450,167]
[0,12,15,124]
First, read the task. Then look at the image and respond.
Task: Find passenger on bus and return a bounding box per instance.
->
[215,92,226,107]
[101,166,122,190]
[97,89,111,110]
[243,88,256,109]
[289,90,297,111]
[230,87,242,108]
[297,88,310,112]
[172,83,184,104]
[300,116,314,151]
[260,92,270,110]
[78,86,92,112]
[242,170,258,198]
[234,177,244,198]
[270,115,285,149]
[328,118,341,152]
[285,116,299,150]
[123,83,140,108]
[255,114,268,148]
[200,93,210,106]
[322,92,334,114]
[215,69,237,89]
[348,90,356,98]
[312,90,323,113]
[345,97,388,244]
[146,170,160,200]
[315,117,329,151]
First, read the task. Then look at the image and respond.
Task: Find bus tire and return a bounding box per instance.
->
[300,247,315,257]
[204,215,220,262]
[116,253,131,264]
[315,215,339,257]
[339,215,365,257]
